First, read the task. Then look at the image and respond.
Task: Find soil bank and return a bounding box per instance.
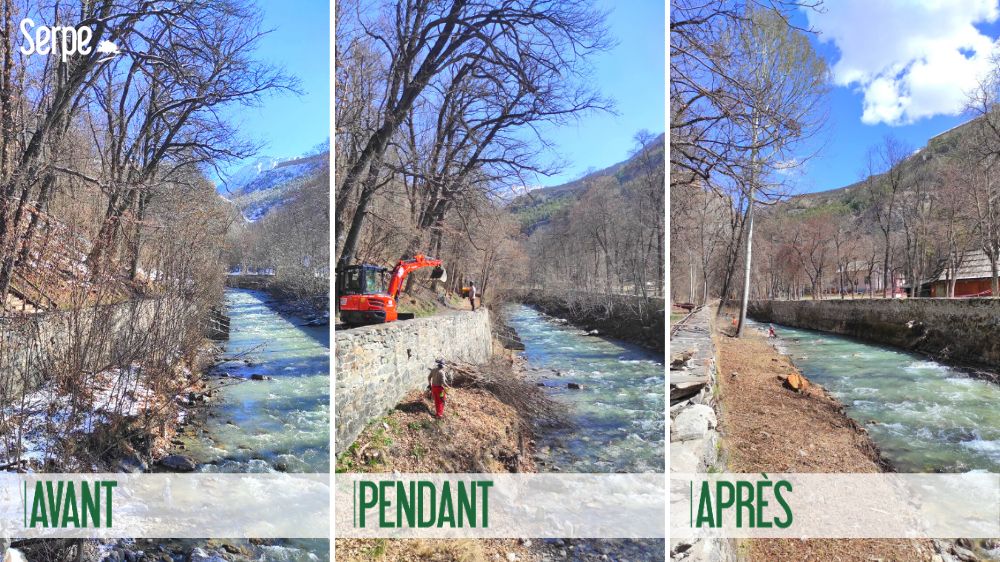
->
[714,321,936,562]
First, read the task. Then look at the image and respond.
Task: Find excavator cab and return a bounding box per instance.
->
[340,264,388,296]
[337,264,394,325]
[337,254,446,326]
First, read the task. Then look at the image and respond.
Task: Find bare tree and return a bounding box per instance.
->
[724,7,829,336]
[335,0,610,271]
[862,136,911,298]
[964,71,1000,295]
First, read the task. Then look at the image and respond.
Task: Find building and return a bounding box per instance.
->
[835,261,907,297]
[930,249,997,297]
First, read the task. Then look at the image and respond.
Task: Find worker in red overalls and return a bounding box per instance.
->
[427,359,450,418]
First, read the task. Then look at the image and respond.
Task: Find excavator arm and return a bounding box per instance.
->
[387,254,446,299]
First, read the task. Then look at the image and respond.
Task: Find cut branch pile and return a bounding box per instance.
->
[443,359,566,427]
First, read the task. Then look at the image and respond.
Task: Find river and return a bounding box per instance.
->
[769,322,1000,473]
[179,288,330,561]
[505,304,665,472]
[505,304,665,560]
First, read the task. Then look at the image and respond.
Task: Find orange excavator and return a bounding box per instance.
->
[337,254,447,326]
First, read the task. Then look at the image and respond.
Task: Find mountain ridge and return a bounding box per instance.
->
[508,133,664,232]
[225,152,328,221]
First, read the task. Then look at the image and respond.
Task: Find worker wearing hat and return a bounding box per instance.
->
[427,359,450,418]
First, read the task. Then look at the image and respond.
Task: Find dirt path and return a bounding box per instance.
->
[714,322,936,561]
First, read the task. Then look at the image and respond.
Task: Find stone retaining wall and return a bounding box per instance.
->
[669,306,735,561]
[0,299,173,395]
[225,274,273,290]
[748,298,1000,371]
[334,310,494,454]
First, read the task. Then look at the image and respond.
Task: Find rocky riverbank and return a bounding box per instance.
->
[668,306,732,562]
[4,342,236,562]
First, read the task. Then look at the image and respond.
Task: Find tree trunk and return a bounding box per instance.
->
[991,256,998,297]
[736,194,755,337]
[883,239,891,298]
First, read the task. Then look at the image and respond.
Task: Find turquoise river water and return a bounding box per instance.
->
[768,322,1000,473]
[181,288,330,561]
[505,304,665,473]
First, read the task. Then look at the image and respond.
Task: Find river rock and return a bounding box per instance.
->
[671,404,716,442]
[118,453,148,473]
[160,454,197,472]
[188,548,227,562]
[671,351,693,369]
[567,382,583,390]
[784,372,808,392]
[951,545,979,562]
[250,374,272,381]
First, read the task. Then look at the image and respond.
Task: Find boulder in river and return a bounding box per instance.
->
[567,382,583,390]
[250,374,272,381]
[159,454,197,472]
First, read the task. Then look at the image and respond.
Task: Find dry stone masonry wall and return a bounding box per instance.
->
[334,309,494,454]
[669,306,735,561]
[513,290,666,353]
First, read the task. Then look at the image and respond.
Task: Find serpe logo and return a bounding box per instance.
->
[20,18,120,63]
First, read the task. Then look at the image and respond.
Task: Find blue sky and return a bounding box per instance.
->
[535,0,666,187]
[223,1,658,188]
[787,1,1000,194]
[219,0,330,177]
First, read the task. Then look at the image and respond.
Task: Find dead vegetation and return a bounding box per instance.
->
[0,0,291,479]
[335,538,538,562]
[335,356,560,562]
[336,356,553,474]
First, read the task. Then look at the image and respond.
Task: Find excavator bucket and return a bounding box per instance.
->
[430,266,447,282]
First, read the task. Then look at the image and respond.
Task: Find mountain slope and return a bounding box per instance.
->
[778,117,979,217]
[508,133,664,232]
[225,152,327,221]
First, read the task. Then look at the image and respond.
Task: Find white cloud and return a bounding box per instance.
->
[774,158,801,175]
[807,0,1000,125]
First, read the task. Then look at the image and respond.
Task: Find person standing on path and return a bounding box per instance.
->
[427,359,450,418]
[468,282,477,311]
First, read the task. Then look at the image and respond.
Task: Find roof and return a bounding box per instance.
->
[936,249,996,281]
